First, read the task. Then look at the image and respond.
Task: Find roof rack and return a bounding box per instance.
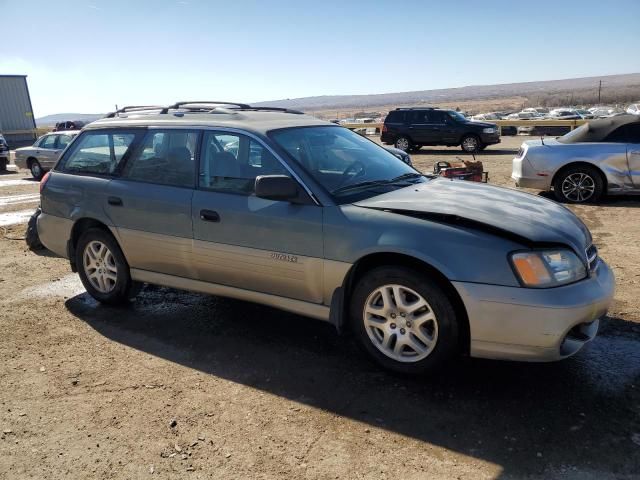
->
[103,101,307,119]
[104,105,165,118]
[395,106,435,111]
[159,101,251,114]
[241,106,304,115]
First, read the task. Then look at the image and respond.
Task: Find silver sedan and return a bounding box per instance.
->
[14,130,79,179]
[512,115,640,203]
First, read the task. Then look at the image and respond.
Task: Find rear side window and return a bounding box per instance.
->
[385,111,406,123]
[123,130,199,188]
[60,130,137,175]
[409,111,431,123]
[56,134,74,150]
[604,126,628,143]
[626,124,640,143]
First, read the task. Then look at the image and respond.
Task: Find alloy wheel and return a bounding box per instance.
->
[31,162,42,179]
[363,284,439,362]
[561,172,595,202]
[395,137,410,151]
[83,240,118,293]
[462,136,478,152]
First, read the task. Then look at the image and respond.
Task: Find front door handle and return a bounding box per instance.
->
[200,209,220,222]
[107,196,123,206]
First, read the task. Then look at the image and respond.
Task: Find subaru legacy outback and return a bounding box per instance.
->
[37,102,614,374]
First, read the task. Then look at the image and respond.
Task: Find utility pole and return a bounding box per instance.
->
[597,80,602,104]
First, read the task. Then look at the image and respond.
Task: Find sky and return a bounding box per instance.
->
[2,0,640,117]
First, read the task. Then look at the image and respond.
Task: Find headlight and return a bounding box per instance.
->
[510,249,586,288]
[483,127,496,134]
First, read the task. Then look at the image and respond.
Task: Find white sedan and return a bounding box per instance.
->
[14,130,79,179]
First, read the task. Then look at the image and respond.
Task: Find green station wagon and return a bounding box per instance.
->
[37,102,615,374]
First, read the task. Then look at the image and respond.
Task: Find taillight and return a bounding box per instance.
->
[40,171,51,193]
[382,124,388,133]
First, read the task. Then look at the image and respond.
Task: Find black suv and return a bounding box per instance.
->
[381,108,500,153]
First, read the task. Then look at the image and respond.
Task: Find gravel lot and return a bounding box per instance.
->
[1,136,639,479]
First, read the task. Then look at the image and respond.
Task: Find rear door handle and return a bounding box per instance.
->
[107,196,123,206]
[200,209,220,222]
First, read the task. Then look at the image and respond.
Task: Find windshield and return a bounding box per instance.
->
[557,123,589,143]
[448,111,467,122]
[270,126,424,202]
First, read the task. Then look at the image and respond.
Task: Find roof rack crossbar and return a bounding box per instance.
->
[105,105,165,118]
[240,106,304,115]
[159,101,251,114]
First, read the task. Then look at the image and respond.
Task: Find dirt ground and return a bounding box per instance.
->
[1,137,639,479]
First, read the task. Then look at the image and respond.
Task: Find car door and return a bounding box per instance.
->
[192,129,324,303]
[406,110,433,144]
[52,133,75,165]
[432,111,459,144]
[105,128,199,278]
[626,124,640,189]
[36,134,58,167]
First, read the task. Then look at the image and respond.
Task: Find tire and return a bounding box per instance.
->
[25,207,44,251]
[75,228,139,305]
[553,165,604,204]
[460,135,481,153]
[29,159,44,180]
[349,266,459,375]
[394,136,412,152]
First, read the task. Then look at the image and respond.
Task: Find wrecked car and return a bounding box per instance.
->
[37,102,614,374]
[512,114,640,203]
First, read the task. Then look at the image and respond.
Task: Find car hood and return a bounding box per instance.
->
[353,178,592,254]
[465,120,496,128]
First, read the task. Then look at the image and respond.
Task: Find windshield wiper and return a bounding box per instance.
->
[332,173,424,195]
[389,172,423,182]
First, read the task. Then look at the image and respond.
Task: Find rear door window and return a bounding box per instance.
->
[56,134,74,150]
[409,111,431,123]
[59,130,139,175]
[40,135,57,149]
[122,129,199,188]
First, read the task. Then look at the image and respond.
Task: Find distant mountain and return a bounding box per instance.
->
[35,113,105,127]
[253,73,640,111]
[35,73,640,123]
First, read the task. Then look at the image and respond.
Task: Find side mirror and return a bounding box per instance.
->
[255,175,299,202]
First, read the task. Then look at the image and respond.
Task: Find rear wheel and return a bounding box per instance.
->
[394,136,412,152]
[460,135,481,153]
[76,228,139,305]
[349,266,459,374]
[29,159,43,180]
[553,165,604,204]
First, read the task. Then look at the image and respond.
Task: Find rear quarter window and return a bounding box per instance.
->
[385,111,406,123]
[58,130,140,175]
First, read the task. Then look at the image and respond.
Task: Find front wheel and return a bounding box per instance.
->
[553,165,604,203]
[30,160,44,180]
[460,135,481,153]
[349,266,459,374]
[76,228,139,305]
